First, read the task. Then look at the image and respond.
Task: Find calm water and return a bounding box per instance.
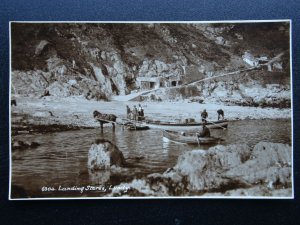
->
[11,119,291,197]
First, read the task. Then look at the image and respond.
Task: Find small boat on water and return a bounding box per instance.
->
[117,119,150,131]
[162,130,222,145]
[127,125,150,131]
[147,119,228,130]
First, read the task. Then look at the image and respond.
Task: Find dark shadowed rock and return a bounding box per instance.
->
[11,185,29,198]
[12,140,40,151]
[35,40,49,55]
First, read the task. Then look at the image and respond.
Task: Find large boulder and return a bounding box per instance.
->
[47,81,71,97]
[88,139,125,171]
[173,144,252,191]
[224,142,292,187]
[110,142,292,197]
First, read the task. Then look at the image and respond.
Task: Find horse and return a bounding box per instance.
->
[93,110,117,129]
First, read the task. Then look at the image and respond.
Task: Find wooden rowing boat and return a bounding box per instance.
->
[127,125,150,131]
[162,130,222,145]
[116,118,150,130]
[147,120,228,130]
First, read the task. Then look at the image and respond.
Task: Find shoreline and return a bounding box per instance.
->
[11,96,292,134]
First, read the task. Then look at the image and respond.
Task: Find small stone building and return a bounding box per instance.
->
[136,75,182,90]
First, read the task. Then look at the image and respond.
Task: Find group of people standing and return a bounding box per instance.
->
[126,104,144,121]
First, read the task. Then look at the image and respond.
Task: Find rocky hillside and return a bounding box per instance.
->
[11,22,290,107]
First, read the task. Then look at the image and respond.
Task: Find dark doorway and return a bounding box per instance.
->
[150,82,156,89]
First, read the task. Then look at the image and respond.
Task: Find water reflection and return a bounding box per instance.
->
[11,119,291,197]
[88,170,110,184]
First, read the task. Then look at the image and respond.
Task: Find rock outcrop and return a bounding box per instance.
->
[110,142,292,197]
[12,140,41,151]
[88,139,125,171]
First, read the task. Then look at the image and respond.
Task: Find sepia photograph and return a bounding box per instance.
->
[9,21,292,199]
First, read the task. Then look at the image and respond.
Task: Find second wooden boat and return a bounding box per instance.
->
[163,130,222,145]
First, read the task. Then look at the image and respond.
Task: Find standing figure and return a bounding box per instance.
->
[137,104,144,120]
[201,109,208,123]
[126,105,131,119]
[138,104,142,116]
[132,105,138,121]
[217,109,224,120]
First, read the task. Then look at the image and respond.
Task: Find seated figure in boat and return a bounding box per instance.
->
[197,124,211,138]
[217,109,224,120]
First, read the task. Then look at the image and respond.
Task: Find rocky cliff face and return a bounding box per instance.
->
[11,23,290,107]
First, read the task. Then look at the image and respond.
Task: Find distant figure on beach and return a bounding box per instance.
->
[137,104,144,119]
[126,105,131,119]
[197,124,211,138]
[140,108,144,117]
[132,105,138,120]
[11,99,17,106]
[201,109,208,122]
[217,109,224,120]
[138,104,142,116]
